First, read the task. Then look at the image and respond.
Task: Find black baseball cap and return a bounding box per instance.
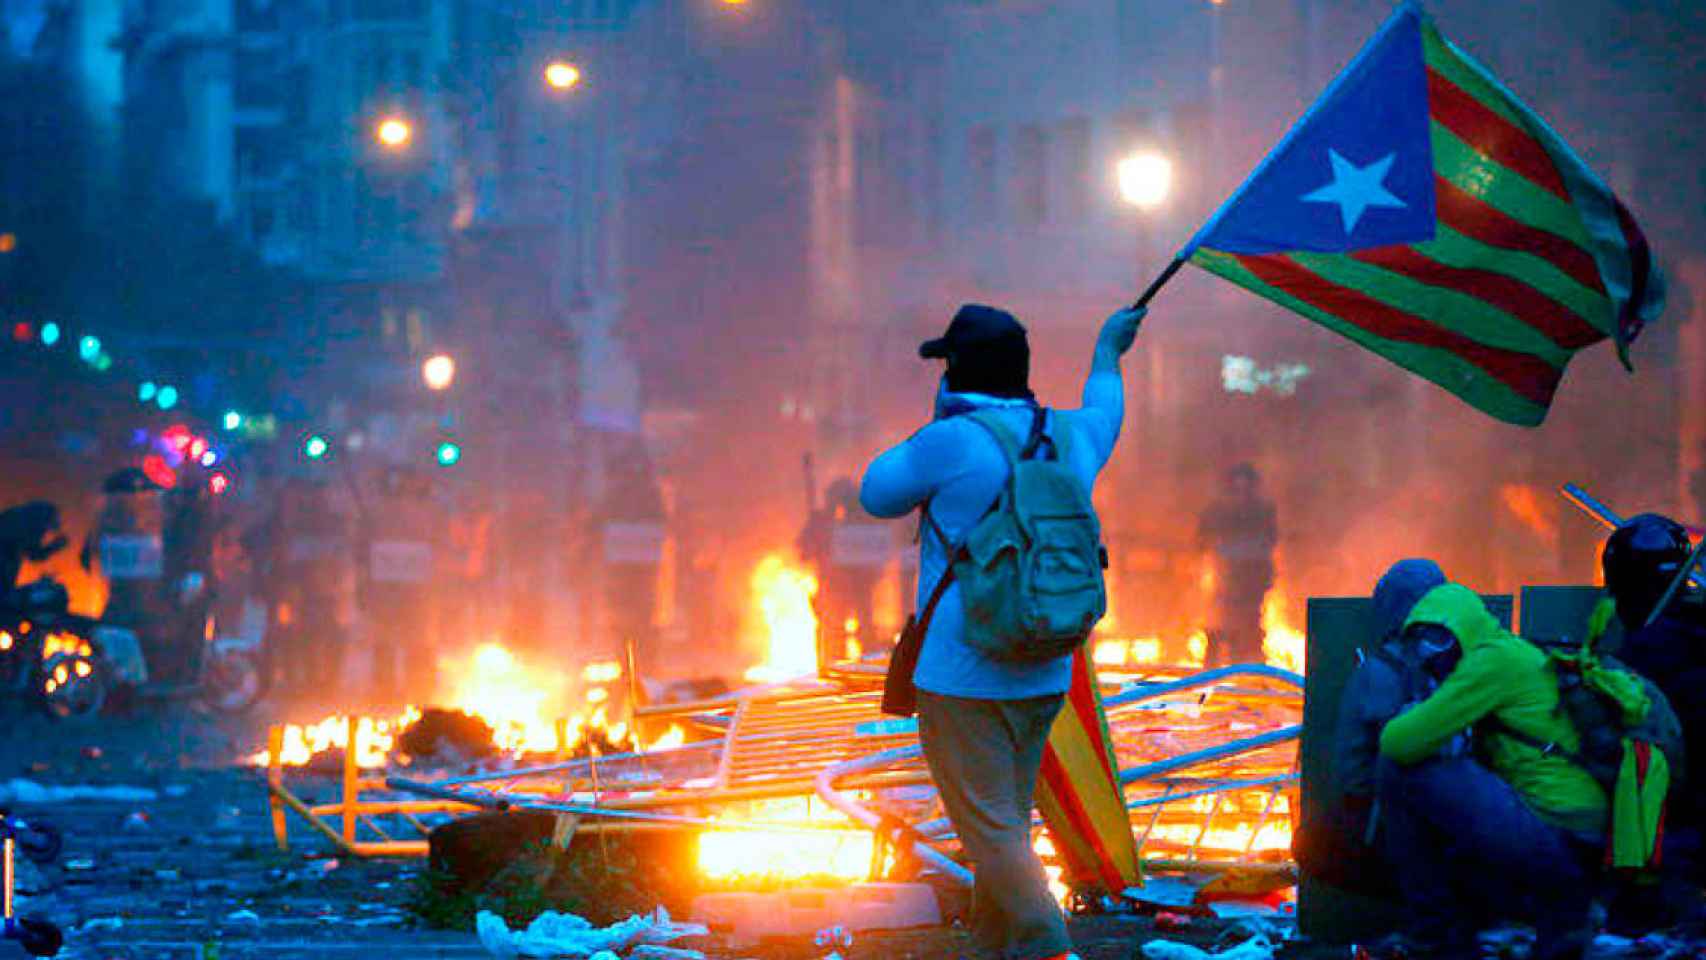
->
[919,304,1027,359]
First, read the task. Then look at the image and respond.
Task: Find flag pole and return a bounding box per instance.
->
[1129,257,1186,310]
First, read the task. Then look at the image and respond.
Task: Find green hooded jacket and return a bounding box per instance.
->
[1378,584,1608,836]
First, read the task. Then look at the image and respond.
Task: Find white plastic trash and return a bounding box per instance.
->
[1141,935,1277,960]
[476,907,709,959]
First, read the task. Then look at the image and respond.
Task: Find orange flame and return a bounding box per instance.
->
[744,554,819,683]
[1499,483,1560,545]
[696,798,872,884]
[1261,588,1306,674]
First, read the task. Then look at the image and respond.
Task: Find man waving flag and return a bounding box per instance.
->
[1184,2,1665,426]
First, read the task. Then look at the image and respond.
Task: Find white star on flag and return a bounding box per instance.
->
[1302,149,1406,234]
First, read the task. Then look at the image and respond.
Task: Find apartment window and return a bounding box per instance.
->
[968,125,998,221]
[1057,116,1091,221]
[1015,124,1047,227]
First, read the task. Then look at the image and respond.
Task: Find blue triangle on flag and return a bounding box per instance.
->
[1187,4,1438,256]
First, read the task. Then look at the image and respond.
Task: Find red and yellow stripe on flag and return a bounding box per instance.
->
[1183,3,1664,426]
[1035,647,1142,893]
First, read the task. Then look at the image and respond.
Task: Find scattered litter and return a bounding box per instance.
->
[628,948,707,960]
[477,907,709,959]
[81,917,125,932]
[1142,934,1277,960]
[1206,899,1294,920]
[315,859,341,874]
[1126,876,1201,910]
[1481,926,1536,959]
[1219,917,1294,944]
[0,778,158,805]
[1153,912,1193,933]
[64,857,96,872]
[225,910,260,924]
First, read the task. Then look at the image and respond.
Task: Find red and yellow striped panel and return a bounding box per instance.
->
[1035,648,1142,893]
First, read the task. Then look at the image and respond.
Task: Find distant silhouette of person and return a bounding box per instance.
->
[1197,463,1277,667]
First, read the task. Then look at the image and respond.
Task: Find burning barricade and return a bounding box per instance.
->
[255,551,1305,946]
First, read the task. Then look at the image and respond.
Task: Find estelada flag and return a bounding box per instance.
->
[1184,2,1665,427]
[1035,648,1143,892]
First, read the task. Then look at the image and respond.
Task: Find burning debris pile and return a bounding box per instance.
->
[251,643,686,772]
[256,551,1307,931]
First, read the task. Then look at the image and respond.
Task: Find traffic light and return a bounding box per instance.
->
[138,381,158,403]
[156,385,179,410]
[221,410,242,431]
[434,440,461,467]
[78,335,100,362]
[304,435,330,460]
[10,322,31,343]
[39,322,60,347]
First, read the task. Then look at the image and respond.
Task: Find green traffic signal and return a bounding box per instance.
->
[435,441,461,467]
[304,435,330,460]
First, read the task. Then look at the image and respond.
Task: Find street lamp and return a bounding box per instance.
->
[422,353,456,391]
[544,61,582,91]
[375,117,413,149]
[1117,151,1174,210]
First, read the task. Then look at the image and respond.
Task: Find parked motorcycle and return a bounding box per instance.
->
[0,501,266,719]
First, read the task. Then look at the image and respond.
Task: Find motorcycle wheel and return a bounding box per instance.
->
[200,647,265,714]
[38,651,106,720]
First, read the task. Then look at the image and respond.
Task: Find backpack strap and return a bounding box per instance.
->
[964,409,1025,468]
[917,563,957,634]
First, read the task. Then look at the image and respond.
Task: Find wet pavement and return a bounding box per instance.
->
[1,706,1313,960]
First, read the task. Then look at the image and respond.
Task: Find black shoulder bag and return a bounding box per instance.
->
[881,508,956,718]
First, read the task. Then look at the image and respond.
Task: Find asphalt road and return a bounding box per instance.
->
[0,704,1319,960]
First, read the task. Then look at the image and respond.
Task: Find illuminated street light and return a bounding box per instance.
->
[222,410,243,431]
[156,385,179,410]
[138,381,158,403]
[39,322,60,346]
[544,61,582,91]
[0,233,16,253]
[375,117,413,149]
[304,434,330,460]
[1117,151,1174,210]
[422,353,456,391]
[435,440,462,467]
[78,335,101,362]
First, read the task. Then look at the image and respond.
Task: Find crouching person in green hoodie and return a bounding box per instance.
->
[1377,582,1605,960]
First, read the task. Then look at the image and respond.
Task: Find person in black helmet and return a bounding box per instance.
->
[1603,513,1706,907]
[1197,463,1278,666]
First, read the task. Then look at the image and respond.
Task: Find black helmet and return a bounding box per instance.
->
[1603,513,1693,626]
